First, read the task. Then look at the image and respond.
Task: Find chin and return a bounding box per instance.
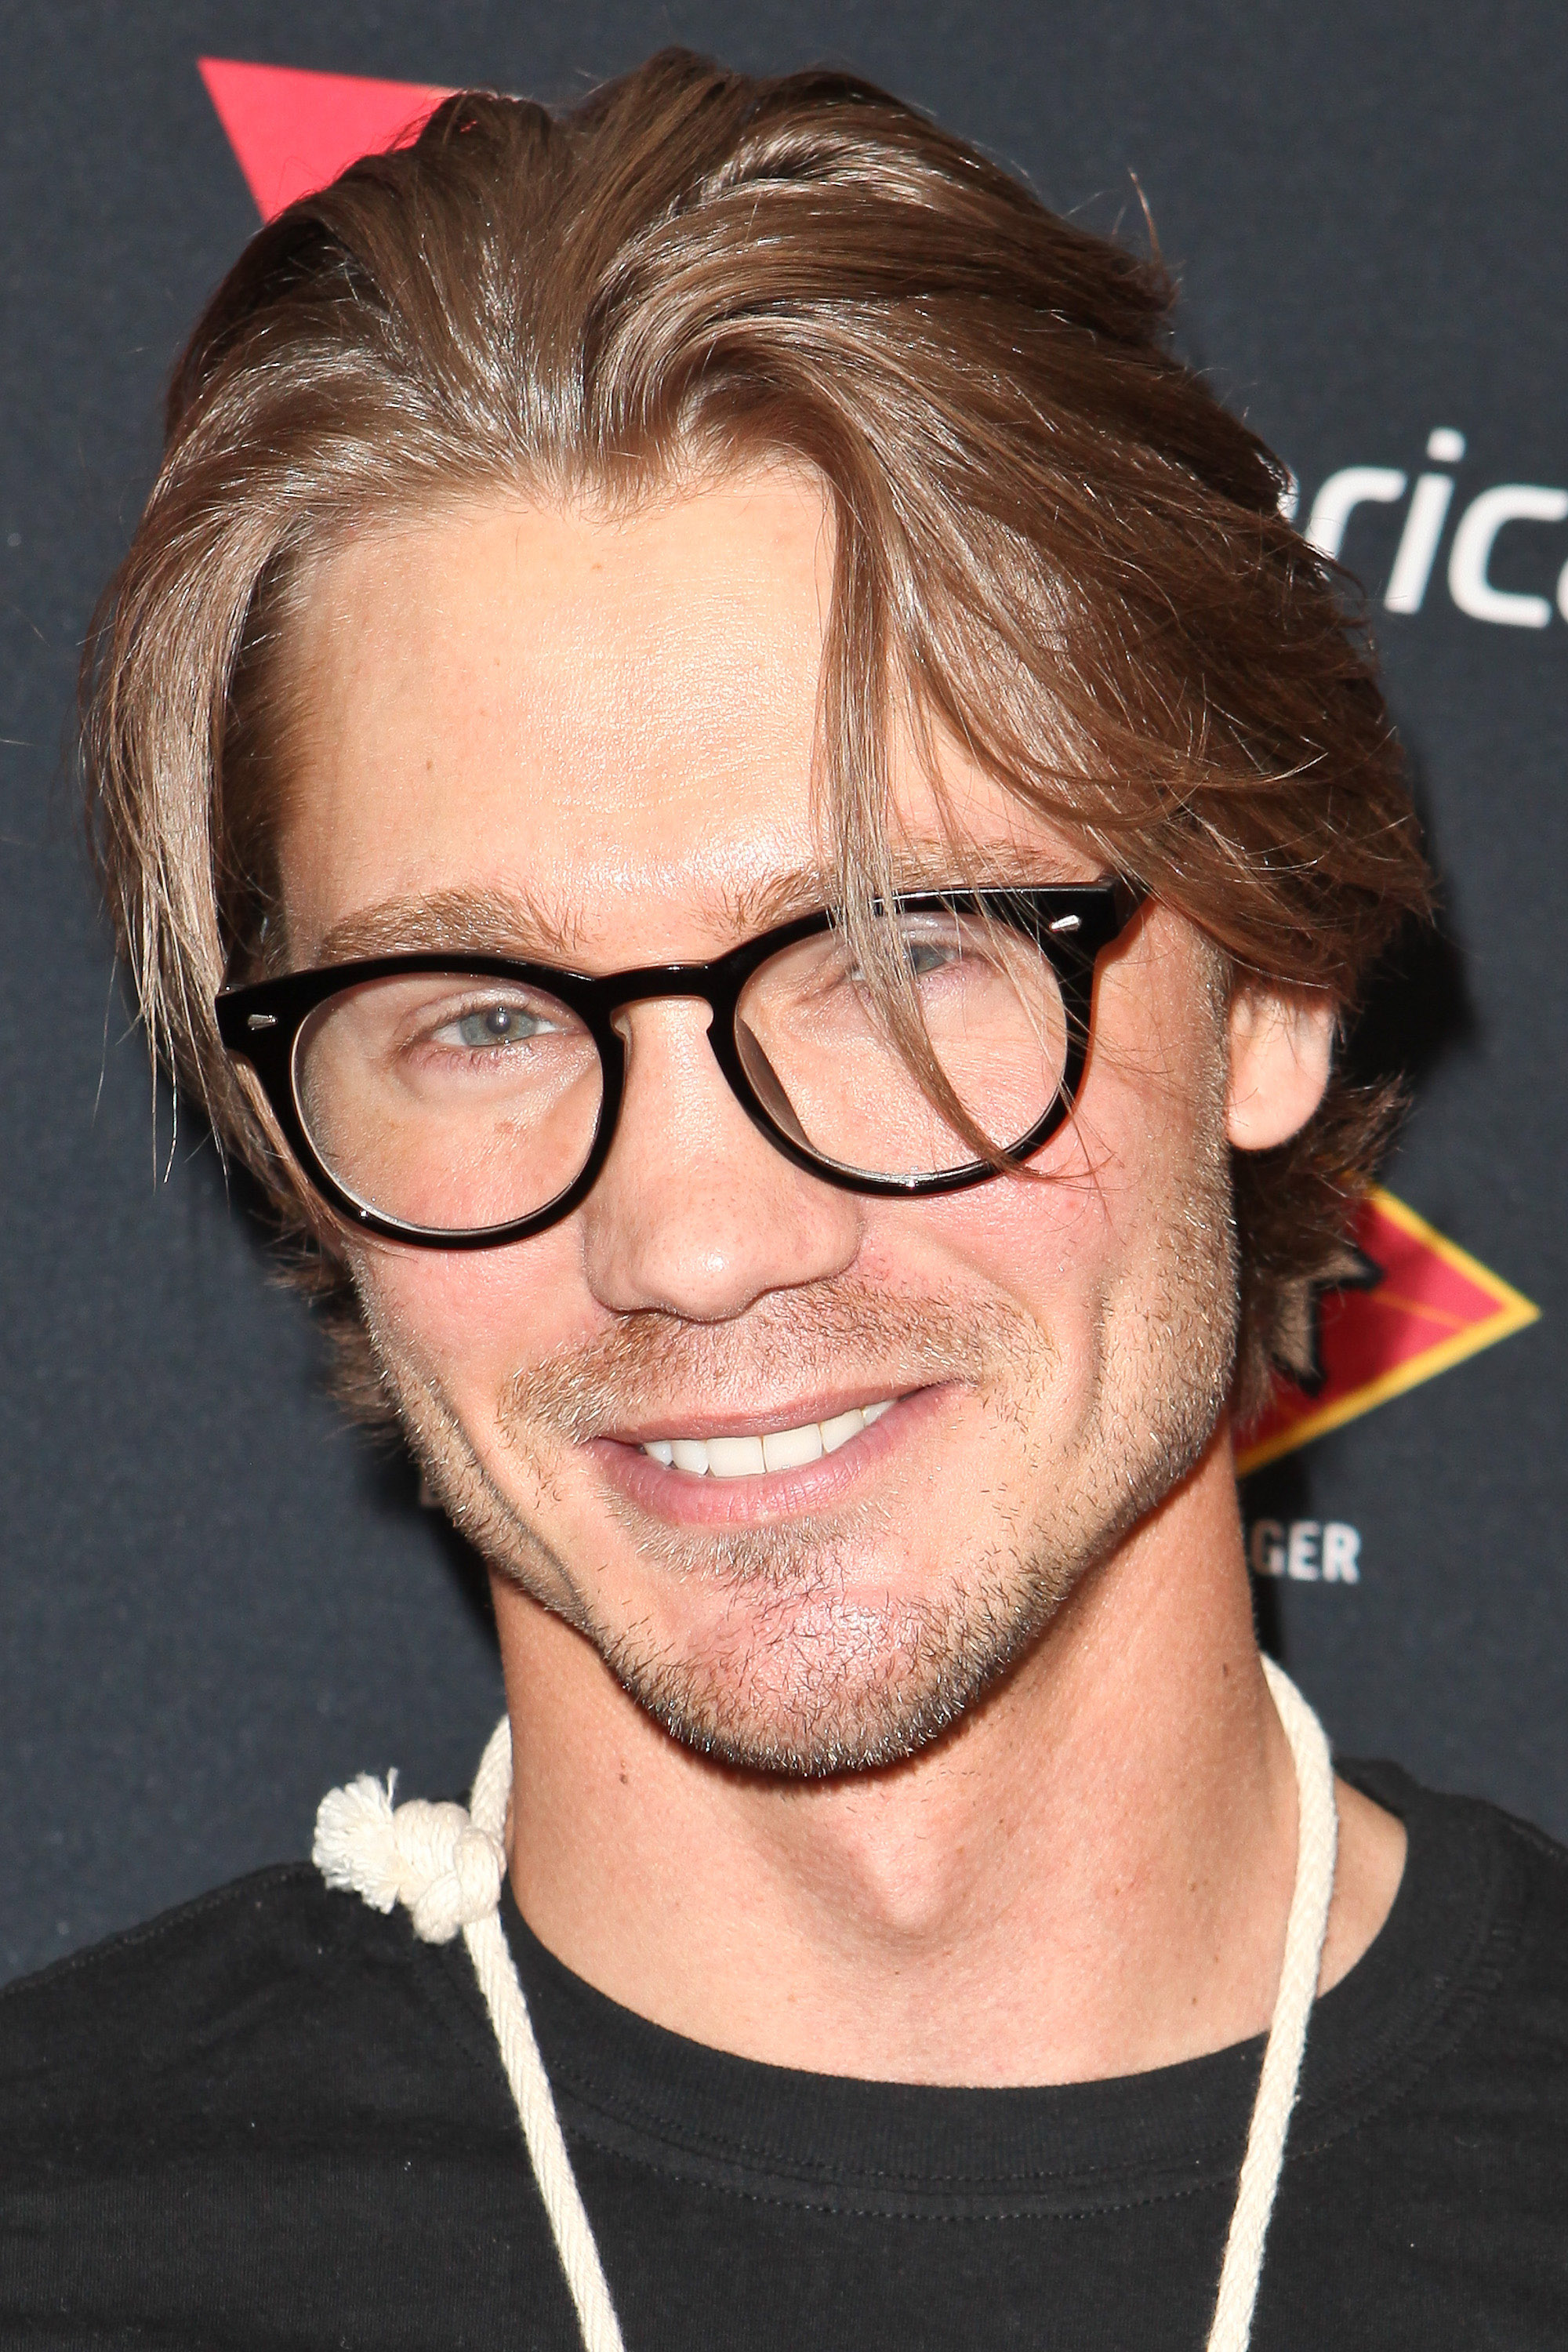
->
[595,1561,1065,1780]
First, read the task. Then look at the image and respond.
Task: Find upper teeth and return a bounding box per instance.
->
[641,1399,894,1477]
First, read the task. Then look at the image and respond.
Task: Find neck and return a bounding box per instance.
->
[492,1429,1403,2085]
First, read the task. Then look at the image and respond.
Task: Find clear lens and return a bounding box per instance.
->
[294,972,603,1233]
[735,907,1069,1181]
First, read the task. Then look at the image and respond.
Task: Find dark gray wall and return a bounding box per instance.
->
[3,0,1563,1983]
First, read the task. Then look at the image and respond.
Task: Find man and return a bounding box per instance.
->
[4,47,1564,2352]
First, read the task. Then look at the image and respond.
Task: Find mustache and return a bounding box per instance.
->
[497,1275,1047,1446]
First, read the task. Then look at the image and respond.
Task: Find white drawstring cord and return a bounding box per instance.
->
[316,1657,1337,2352]
[462,1719,628,2352]
[1205,1655,1338,2352]
[314,1718,625,2352]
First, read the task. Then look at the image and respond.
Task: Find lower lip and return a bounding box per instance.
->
[590,1388,949,1525]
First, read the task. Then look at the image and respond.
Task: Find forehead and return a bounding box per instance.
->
[277,466,1084,964]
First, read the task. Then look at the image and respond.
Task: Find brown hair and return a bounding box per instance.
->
[81,48,1429,1420]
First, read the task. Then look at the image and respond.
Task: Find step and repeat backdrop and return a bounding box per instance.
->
[2,1,1563,1981]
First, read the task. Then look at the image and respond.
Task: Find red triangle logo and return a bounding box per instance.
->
[198,58,451,221]
[1236,1186,1539,1472]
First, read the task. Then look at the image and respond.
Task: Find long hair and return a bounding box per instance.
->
[82,48,1430,1419]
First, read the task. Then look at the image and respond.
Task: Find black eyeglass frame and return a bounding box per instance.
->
[215,883,1142,1249]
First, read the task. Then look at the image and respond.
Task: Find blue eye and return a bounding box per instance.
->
[446,1004,552,1049]
[846,932,964,988]
[905,941,956,979]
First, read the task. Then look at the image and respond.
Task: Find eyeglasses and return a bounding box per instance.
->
[215,884,1140,1248]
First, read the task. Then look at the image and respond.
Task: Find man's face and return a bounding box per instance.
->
[277,467,1238,1775]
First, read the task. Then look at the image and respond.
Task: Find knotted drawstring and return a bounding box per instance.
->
[314,1773,505,1943]
[315,1720,626,2352]
[314,1654,1336,2352]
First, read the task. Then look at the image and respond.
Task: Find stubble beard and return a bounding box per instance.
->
[368,1093,1240,1783]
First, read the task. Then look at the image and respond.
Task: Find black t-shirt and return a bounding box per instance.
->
[2,1760,1566,2348]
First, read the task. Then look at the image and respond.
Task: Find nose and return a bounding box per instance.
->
[578,997,862,1321]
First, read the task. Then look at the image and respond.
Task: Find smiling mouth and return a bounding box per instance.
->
[635,1399,896,1479]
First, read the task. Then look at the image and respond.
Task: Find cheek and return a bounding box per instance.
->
[352,1227,591,1405]
[863,1040,1216,1400]
[887,1100,1181,1317]
[914,1174,1110,1296]
[853,1176,1125,1462]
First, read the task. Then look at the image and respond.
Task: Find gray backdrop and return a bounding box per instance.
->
[2,0,1563,1983]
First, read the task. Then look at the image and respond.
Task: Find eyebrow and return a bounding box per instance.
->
[728,847,1090,934]
[312,848,1094,970]
[316,885,588,967]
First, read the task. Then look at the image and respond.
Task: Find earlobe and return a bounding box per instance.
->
[1225,988,1335,1151]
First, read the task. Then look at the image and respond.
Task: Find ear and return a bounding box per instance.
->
[1225,986,1335,1151]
